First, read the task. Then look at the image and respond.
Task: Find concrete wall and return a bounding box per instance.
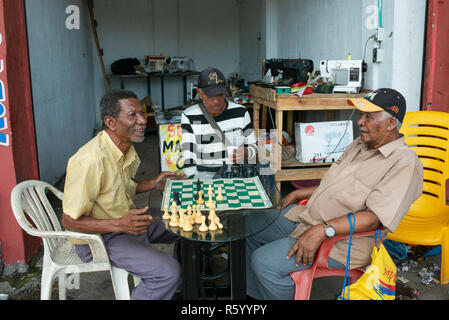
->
[25,0,96,184]
[261,0,426,112]
[24,0,426,184]
[91,0,242,124]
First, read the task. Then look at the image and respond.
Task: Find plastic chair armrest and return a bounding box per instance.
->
[315,229,383,268]
[33,230,110,264]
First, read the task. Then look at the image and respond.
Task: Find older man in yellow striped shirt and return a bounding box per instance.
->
[62,90,181,300]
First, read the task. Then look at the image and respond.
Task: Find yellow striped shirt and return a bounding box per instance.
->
[62,130,141,226]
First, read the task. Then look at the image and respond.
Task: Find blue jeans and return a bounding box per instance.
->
[246,204,345,300]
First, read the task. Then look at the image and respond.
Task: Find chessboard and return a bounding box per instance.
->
[161,177,273,212]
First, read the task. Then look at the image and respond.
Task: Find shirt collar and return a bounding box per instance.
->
[357,135,405,158]
[377,135,405,158]
[100,130,137,167]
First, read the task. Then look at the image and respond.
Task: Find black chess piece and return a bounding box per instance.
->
[194,179,201,200]
[173,191,181,206]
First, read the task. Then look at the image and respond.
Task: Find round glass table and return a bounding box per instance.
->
[148,175,282,299]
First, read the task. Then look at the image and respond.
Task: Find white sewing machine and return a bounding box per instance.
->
[319,60,363,93]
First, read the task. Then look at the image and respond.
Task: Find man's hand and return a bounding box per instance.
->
[153,171,180,190]
[286,225,326,266]
[136,171,185,193]
[119,206,154,235]
[282,191,301,209]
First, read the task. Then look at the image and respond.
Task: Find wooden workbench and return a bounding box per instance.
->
[250,84,367,192]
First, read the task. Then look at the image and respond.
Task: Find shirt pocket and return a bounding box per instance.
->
[127,178,138,198]
[335,177,371,212]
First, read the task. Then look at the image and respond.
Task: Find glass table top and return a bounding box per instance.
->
[148,176,282,243]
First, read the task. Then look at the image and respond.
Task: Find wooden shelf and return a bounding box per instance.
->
[250,84,369,192]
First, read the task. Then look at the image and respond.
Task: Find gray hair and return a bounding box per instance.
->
[380,110,402,132]
[100,89,138,125]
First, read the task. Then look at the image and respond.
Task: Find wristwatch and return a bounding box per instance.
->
[321,221,336,238]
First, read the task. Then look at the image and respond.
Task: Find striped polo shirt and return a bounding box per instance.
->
[63,130,140,229]
[181,101,257,179]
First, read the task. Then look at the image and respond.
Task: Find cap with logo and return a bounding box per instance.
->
[198,67,227,98]
[347,88,406,123]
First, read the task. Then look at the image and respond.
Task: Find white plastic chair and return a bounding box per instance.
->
[10,180,141,300]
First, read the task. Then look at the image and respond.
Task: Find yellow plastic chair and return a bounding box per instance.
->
[387,111,449,284]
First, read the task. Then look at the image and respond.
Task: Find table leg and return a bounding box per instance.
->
[262,105,268,130]
[180,238,201,299]
[161,77,165,111]
[229,239,246,300]
[287,111,294,138]
[183,76,187,104]
[276,110,283,193]
[253,103,260,138]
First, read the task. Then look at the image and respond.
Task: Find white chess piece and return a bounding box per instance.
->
[169,209,179,227]
[208,205,217,221]
[162,205,170,219]
[195,208,203,224]
[198,215,209,232]
[208,216,218,231]
[216,187,224,201]
[215,216,223,229]
[182,212,193,232]
[178,209,185,229]
[171,201,177,215]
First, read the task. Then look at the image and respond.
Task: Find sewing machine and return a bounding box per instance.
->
[145,56,166,73]
[319,60,363,93]
[165,56,194,72]
[262,58,314,86]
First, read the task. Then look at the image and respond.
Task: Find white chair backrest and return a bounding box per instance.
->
[11,180,64,253]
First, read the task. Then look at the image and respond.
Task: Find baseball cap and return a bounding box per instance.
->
[347,88,406,123]
[198,67,227,98]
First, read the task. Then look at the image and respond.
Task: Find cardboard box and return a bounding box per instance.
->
[294,120,353,163]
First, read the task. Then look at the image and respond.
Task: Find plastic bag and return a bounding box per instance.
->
[338,213,397,300]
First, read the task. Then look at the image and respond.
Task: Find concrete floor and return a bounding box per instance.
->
[2,132,448,301]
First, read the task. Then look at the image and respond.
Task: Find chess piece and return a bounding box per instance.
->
[178,209,185,229]
[198,215,208,232]
[195,205,203,224]
[216,187,224,201]
[162,205,170,219]
[206,191,214,208]
[171,200,177,214]
[194,179,201,200]
[187,205,195,225]
[208,206,216,221]
[182,211,193,232]
[208,216,218,231]
[197,190,204,204]
[215,216,223,229]
[173,191,181,206]
[208,184,213,195]
[169,209,179,227]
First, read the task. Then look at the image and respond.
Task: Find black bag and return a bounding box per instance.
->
[111,58,140,75]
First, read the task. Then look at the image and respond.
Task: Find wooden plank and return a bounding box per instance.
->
[275,167,329,181]
[249,84,276,103]
[253,102,260,137]
[282,158,333,168]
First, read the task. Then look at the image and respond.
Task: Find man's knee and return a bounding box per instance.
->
[250,246,273,278]
[165,257,182,287]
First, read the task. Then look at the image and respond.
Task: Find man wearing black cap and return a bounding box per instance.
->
[181,67,257,179]
[246,88,423,300]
